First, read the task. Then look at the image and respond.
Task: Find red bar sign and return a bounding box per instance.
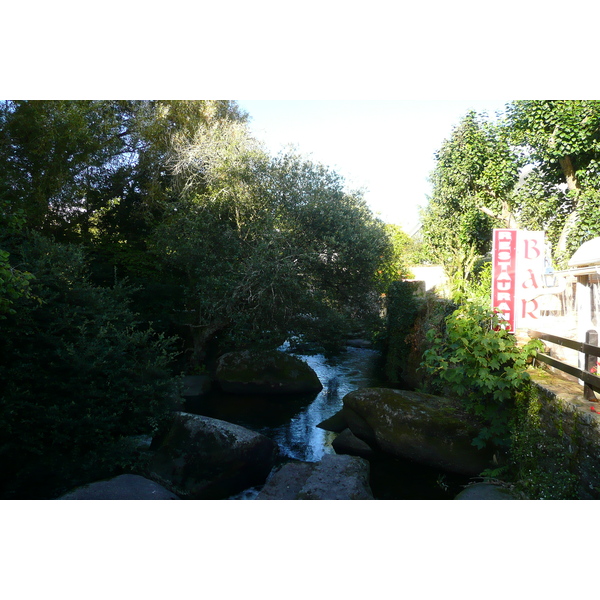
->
[492,229,517,332]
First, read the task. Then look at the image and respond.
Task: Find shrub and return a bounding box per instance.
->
[0,233,182,498]
[382,280,422,384]
[422,302,542,448]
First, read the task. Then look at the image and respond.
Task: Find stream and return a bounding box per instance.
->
[185,344,469,499]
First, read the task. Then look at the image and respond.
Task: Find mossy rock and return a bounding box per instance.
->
[149,412,278,499]
[215,350,323,395]
[341,388,495,476]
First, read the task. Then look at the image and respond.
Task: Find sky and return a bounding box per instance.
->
[237,99,509,234]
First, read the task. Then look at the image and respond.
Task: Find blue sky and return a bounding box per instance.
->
[237,100,509,234]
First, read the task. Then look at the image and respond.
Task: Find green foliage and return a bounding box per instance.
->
[0,233,182,498]
[509,387,580,499]
[382,281,422,384]
[0,200,35,317]
[422,101,600,284]
[0,101,391,367]
[152,136,391,362]
[422,302,543,448]
[421,111,520,265]
[376,224,415,289]
[510,168,572,253]
[507,100,600,168]
[0,99,393,496]
[565,187,600,257]
[465,259,492,303]
[0,248,35,317]
[419,111,522,300]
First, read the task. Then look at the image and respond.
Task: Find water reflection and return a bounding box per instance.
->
[190,345,475,499]
[185,346,384,463]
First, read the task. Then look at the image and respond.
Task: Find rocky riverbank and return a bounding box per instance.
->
[56,348,519,500]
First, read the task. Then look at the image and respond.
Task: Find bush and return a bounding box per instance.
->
[422,302,542,448]
[0,233,182,498]
[382,280,422,384]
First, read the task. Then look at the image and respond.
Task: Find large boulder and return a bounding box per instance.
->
[215,350,323,395]
[58,474,180,500]
[257,454,373,500]
[149,412,278,499]
[338,388,495,476]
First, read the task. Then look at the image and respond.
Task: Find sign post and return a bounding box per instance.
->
[492,229,546,332]
[492,229,517,332]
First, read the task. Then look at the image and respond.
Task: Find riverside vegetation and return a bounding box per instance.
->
[0,101,408,499]
[383,277,600,499]
[3,100,600,499]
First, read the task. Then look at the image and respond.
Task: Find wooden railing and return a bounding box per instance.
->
[528,330,600,400]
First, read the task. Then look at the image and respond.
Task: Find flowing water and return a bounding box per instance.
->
[185,344,469,499]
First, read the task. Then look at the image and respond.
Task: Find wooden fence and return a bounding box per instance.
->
[528,330,600,400]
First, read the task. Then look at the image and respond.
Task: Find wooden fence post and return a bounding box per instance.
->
[584,329,599,401]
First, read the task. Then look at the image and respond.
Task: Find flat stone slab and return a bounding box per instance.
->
[58,474,180,500]
[257,454,373,500]
[256,462,316,500]
[529,370,600,427]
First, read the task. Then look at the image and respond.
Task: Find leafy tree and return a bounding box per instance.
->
[0,200,34,317]
[376,223,415,287]
[421,101,600,293]
[0,100,247,241]
[506,100,600,260]
[420,111,521,298]
[152,120,391,361]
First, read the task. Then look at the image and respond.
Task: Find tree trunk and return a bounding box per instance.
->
[556,155,580,254]
[558,155,580,191]
[190,320,230,366]
[478,202,517,228]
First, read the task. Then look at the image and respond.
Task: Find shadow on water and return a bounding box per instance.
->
[186,345,388,463]
[368,454,469,500]
[186,345,471,499]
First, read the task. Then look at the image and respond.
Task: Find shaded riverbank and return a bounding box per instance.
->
[185,345,472,499]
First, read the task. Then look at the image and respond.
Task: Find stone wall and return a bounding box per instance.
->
[518,369,600,499]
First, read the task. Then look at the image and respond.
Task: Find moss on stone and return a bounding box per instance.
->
[215,350,323,394]
[341,387,495,476]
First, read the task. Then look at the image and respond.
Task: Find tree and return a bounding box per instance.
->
[0,99,391,365]
[421,101,600,297]
[420,111,521,298]
[506,100,600,259]
[0,199,34,317]
[0,100,247,241]
[152,120,390,361]
[376,223,416,287]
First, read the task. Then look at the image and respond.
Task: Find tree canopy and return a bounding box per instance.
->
[0,99,399,496]
[420,101,600,298]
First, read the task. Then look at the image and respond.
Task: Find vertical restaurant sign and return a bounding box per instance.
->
[492,229,545,332]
